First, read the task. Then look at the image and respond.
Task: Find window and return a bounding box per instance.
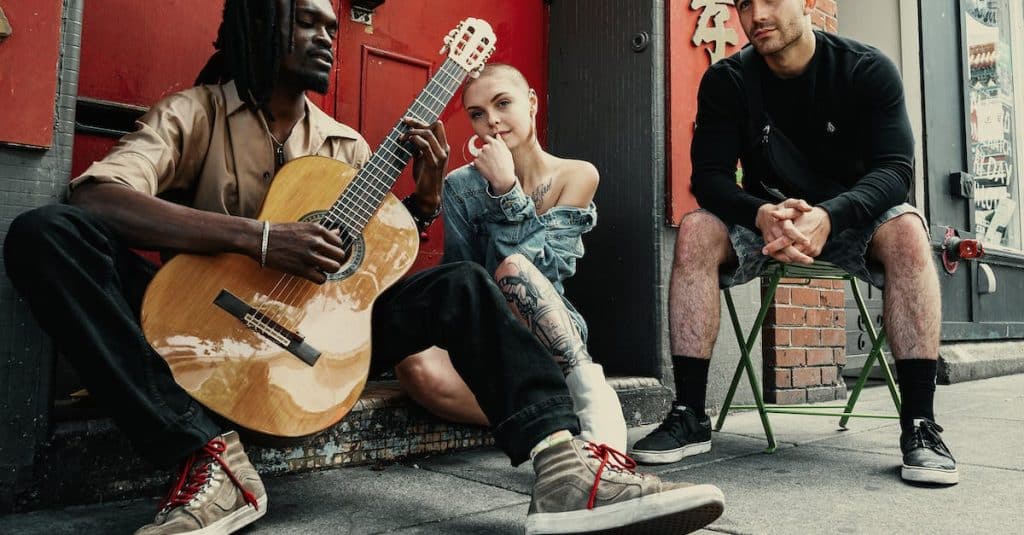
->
[963,0,1023,250]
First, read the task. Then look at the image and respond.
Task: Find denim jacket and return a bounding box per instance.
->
[441,164,597,339]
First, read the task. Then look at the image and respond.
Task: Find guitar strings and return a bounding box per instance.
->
[269,60,468,331]
[250,60,467,334]
[248,60,463,325]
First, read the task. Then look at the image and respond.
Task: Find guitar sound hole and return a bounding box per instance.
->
[298,210,365,281]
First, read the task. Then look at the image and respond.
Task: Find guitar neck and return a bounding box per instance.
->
[326,59,468,233]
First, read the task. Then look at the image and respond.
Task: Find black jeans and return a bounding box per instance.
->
[4,204,578,466]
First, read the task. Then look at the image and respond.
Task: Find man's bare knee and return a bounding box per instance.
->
[674,211,731,269]
[871,214,932,270]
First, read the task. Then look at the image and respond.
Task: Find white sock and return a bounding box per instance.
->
[530,430,574,460]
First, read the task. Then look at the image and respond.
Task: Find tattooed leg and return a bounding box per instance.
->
[495,254,592,375]
[496,254,628,450]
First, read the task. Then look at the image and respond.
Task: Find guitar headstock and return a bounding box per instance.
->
[441,18,497,79]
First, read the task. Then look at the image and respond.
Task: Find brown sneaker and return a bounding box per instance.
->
[135,431,267,535]
[525,440,724,534]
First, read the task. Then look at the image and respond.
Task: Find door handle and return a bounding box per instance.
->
[949,171,975,199]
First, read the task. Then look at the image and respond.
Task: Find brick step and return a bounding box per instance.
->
[11,378,670,512]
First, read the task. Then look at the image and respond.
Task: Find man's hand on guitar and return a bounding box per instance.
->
[259,222,349,284]
[401,117,449,215]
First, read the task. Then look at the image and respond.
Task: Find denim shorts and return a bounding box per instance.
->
[717,203,929,290]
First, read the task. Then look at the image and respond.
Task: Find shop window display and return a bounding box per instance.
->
[964,0,1022,249]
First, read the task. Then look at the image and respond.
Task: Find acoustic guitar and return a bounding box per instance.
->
[141,19,496,437]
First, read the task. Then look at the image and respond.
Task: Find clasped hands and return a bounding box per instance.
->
[755,199,832,264]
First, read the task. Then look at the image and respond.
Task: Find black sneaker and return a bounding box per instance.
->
[900,418,958,485]
[630,405,712,464]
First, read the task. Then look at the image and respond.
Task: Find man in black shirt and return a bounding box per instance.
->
[630,0,957,485]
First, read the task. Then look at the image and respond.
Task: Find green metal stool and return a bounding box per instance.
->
[715,261,901,453]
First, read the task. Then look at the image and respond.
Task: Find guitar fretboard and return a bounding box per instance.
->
[323,59,468,233]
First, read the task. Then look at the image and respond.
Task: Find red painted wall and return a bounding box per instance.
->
[666,0,746,225]
[72,0,223,177]
[0,0,64,148]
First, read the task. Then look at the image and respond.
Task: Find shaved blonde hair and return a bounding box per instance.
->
[461,63,532,104]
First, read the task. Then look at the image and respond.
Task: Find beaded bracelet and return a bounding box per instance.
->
[260,221,270,268]
[401,194,442,239]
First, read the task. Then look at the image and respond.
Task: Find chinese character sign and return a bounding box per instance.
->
[667,1,746,224]
[691,0,739,64]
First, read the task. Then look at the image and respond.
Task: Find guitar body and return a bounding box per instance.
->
[141,156,419,437]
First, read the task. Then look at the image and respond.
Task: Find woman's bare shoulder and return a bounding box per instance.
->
[552,157,599,207]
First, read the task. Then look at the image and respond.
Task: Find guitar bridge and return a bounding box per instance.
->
[213,290,321,366]
[242,312,292,347]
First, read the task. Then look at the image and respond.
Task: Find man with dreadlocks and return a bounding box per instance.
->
[4,0,726,533]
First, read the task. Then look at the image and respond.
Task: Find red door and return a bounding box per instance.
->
[327,1,549,272]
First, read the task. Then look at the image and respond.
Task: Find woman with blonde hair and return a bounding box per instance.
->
[396,64,627,450]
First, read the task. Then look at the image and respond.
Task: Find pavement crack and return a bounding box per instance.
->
[410,463,531,496]
[373,500,529,534]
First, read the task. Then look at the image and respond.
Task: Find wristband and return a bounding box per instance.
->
[402,194,442,238]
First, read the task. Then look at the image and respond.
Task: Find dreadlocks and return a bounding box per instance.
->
[194,0,297,118]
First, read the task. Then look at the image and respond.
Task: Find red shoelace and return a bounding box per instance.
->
[584,443,638,510]
[159,437,259,512]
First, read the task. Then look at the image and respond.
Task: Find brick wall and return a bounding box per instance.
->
[761,0,845,405]
[762,279,848,404]
[814,0,839,33]
[0,0,82,512]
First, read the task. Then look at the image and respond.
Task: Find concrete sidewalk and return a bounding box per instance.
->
[1,374,1021,534]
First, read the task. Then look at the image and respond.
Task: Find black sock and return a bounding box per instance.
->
[671,355,710,416]
[896,358,937,432]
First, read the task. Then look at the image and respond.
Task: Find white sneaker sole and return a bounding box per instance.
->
[181,494,268,535]
[524,483,724,534]
[629,440,712,465]
[901,465,959,485]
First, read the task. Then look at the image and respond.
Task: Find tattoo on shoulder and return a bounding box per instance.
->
[530,179,551,208]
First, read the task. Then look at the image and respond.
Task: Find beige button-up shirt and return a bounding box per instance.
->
[70,81,371,218]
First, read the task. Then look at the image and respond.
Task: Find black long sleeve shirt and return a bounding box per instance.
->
[690,31,914,234]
